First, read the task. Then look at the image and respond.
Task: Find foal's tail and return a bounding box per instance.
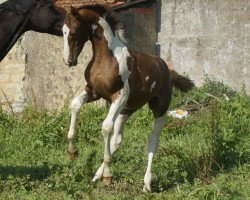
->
[169,70,194,92]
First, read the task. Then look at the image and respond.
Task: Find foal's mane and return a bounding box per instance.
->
[78,4,127,44]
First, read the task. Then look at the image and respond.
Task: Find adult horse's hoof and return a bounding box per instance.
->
[67,150,78,160]
[103,176,112,186]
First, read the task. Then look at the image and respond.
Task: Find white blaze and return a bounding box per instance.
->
[63,24,70,63]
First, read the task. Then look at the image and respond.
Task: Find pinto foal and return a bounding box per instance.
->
[61,5,194,192]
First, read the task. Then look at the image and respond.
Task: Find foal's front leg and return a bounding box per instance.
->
[67,90,97,160]
[100,95,128,185]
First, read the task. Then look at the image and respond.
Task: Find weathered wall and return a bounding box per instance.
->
[116,2,157,55]
[0,39,27,112]
[0,0,27,112]
[157,0,250,93]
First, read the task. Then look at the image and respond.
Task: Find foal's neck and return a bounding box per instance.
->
[91,17,126,59]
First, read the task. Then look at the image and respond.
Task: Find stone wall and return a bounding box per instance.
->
[0,39,27,112]
[117,2,157,55]
[0,0,27,112]
[157,0,249,93]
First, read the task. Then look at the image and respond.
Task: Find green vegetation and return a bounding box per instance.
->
[0,79,249,199]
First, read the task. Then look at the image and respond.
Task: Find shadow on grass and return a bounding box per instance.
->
[0,163,60,180]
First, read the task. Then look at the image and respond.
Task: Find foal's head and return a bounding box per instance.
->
[62,5,124,66]
[63,7,96,66]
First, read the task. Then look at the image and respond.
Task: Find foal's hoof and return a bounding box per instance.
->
[102,176,112,186]
[67,150,78,160]
[143,185,151,193]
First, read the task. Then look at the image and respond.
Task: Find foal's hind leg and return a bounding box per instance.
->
[67,90,98,160]
[143,112,167,192]
[92,114,130,182]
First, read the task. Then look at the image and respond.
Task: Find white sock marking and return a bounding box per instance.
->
[67,91,89,153]
[144,113,167,192]
[92,114,129,182]
[101,93,128,178]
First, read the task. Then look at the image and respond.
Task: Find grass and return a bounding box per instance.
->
[0,79,249,199]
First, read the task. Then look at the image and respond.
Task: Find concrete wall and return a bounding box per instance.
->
[0,40,27,112]
[157,0,250,93]
[117,2,157,55]
[0,0,27,112]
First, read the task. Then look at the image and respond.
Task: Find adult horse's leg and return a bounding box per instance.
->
[67,89,98,160]
[143,112,168,192]
[101,92,128,185]
[92,114,130,182]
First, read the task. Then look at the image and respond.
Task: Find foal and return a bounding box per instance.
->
[62,5,194,192]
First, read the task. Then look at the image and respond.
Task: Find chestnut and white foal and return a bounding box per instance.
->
[61,5,194,192]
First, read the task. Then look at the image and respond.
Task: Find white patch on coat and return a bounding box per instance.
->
[137,66,141,73]
[150,81,156,92]
[92,24,97,33]
[98,17,130,89]
[63,24,70,63]
[145,76,149,81]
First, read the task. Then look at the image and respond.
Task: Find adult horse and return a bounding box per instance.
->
[61,5,194,192]
[0,0,64,62]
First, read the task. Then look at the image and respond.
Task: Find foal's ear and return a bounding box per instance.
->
[70,6,81,20]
